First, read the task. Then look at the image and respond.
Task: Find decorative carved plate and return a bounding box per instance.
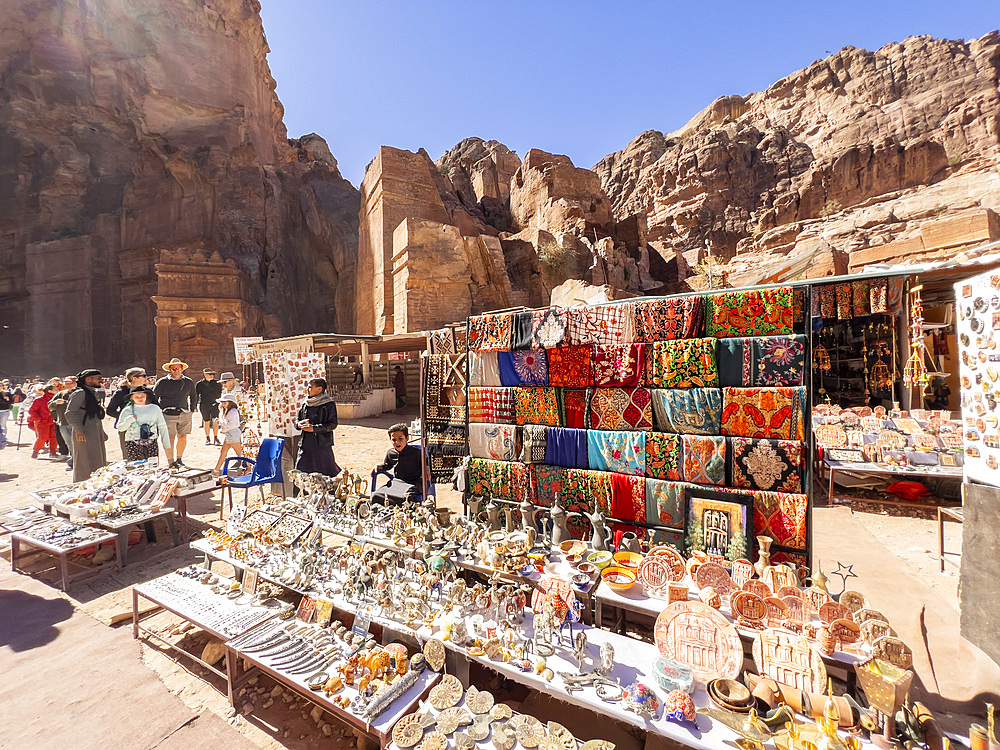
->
[828,618,861,648]
[654,601,743,680]
[429,674,464,710]
[638,554,676,597]
[762,564,798,593]
[872,636,913,669]
[776,586,802,599]
[815,425,848,447]
[743,579,772,598]
[877,430,907,450]
[509,716,544,748]
[730,559,754,589]
[855,607,889,625]
[732,591,767,625]
[764,596,791,628]
[860,618,894,645]
[424,638,446,672]
[782,595,805,624]
[695,562,736,597]
[819,601,850,624]
[466,685,496,715]
[840,412,861,428]
[802,587,830,615]
[752,628,827,693]
[839,590,866,614]
[647,546,686,582]
[861,416,884,433]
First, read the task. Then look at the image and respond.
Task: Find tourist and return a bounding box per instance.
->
[370,422,424,506]
[48,376,78,470]
[115,386,170,462]
[219,371,240,394]
[196,368,223,445]
[0,381,11,445]
[394,365,407,408]
[295,378,340,476]
[10,385,25,422]
[28,384,59,458]
[213,393,244,477]
[107,367,155,457]
[65,369,108,482]
[153,358,196,468]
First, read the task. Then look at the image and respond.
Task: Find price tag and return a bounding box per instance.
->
[352,605,372,640]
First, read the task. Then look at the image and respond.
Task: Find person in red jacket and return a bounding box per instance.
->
[29,384,59,458]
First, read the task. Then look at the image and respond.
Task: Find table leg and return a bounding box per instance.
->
[10,536,20,574]
[60,551,70,591]
[595,598,603,629]
[176,496,188,539]
[114,535,124,572]
[937,507,945,572]
[133,588,140,639]
[143,519,158,544]
[828,468,835,503]
[118,529,130,568]
[165,514,180,547]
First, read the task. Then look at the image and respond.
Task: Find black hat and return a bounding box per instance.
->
[128,385,154,398]
[77,368,102,379]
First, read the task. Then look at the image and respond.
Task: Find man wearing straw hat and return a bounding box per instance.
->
[153,357,197,468]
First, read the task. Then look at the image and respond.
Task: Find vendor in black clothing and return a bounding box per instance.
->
[371,422,425,506]
[195,369,223,445]
[296,378,341,476]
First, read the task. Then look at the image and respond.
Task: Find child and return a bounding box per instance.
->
[214,393,244,476]
[115,386,170,462]
[371,422,425,506]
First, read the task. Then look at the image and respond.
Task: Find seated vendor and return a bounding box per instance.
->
[371,423,424,506]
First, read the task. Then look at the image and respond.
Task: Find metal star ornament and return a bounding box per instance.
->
[829,561,858,597]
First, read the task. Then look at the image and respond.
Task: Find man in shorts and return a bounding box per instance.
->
[195,368,223,445]
[153,358,196,468]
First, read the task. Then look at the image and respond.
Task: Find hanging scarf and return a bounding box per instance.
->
[306,393,335,407]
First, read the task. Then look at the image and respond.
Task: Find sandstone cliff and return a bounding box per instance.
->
[595,32,1000,284]
[0,0,360,374]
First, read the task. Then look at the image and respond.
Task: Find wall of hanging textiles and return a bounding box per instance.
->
[423,350,469,483]
[465,287,812,564]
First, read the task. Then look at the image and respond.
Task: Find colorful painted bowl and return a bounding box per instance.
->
[571,572,590,588]
[613,551,643,569]
[565,554,583,568]
[577,562,596,576]
[559,539,587,556]
[587,551,613,570]
[601,565,638,593]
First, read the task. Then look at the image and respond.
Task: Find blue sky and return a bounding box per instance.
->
[259,1,998,187]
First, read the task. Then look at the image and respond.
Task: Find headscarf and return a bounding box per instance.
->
[76,369,106,424]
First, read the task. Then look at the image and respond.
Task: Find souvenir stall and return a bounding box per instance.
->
[463,285,812,569]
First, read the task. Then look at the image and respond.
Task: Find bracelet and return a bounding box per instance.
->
[596,682,623,702]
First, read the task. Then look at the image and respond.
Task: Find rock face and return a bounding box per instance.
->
[595,33,1000,284]
[0,0,359,374]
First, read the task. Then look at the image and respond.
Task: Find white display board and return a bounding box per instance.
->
[233,336,263,365]
[262,351,326,437]
[954,268,1000,486]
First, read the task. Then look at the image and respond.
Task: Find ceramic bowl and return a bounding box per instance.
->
[571,572,590,588]
[613,551,644,569]
[601,565,638,593]
[559,539,587,556]
[577,562,596,576]
[587,551,613,570]
[565,554,583,568]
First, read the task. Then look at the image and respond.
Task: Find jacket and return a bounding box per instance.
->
[48,388,74,426]
[115,403,171,450]
[297,399,338,448]
[28,391,54,426]
[107,384,158,419]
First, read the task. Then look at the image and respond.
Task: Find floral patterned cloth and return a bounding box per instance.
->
[836,283,852,320]
[498,349,549,386]
[818,285,836,318]
[651,388,723,435]
[547,345,593,388]
[531,308,569,348]
[468,387,515,424]
[559,388,590,428]
[645,432,683,480]
[633,296,704,342]
[681,435,727,486]
[425,422,467,482]
[589,387,654,431]
[592,343,646,387]
[587,430,647,476]
[869,278,889,314]
[531,464,563,508]
[468,422,519,461]
[561,469,613,532]
[512,311,535,350]
[468,458,512,499]
[514,386,560,426]
[520,424,548,464]
[651,338,719,388]
[510,462,536,504]
[706,286,794,337]
[469,312,513,351]
[610,472,646,523]
[565,304,634,346]
[752,490,808,551]
[469,350,501,387]
[544,427,589,468]
[852,280,871,317]
[644,479,690,528]
[720,386,807,440]
[425,354,468,423]
[729,437,805,493]
[718,335,805,387]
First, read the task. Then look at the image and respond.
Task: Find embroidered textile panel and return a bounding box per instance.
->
[427,328,459,355]
[468,387,515,425]
[512,311,535,350]
[531,464,563,508]
[565,304,634,346]
[425,422,467,482]
[514,387,560,426]
[752,490,808,551]
[469,312,513,350]
[610,472,646,523]
[645,432,683,481]
[561,469,613,534]
[720,386,806,440]
[729,437,805,493]
[558,388,590,428]
[681,435,727,486]
[651,388,723,435]
[498,349,549,386]
[468,422,519,461]
[468,458,512,499]
[718,335,805,387]
[651,337,719,388]
[587,430,646,476]
[644,479,690,529]
[589,387,654,431]
[706,286,794,337]
[543,427,589,469]
[547,345,594,388]
[520,424,548,464]
[592,343,645,387]
[531,308,569,348]
[469,350,501,387]
[633,296,705,342]
[425,354,468,423]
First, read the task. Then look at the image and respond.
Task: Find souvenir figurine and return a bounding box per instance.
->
[622,682,661,720]
[664,690,697,725]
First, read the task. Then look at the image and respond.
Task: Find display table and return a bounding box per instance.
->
[825,457,963,505]
[97,507,181,567]
[11,526,121,591]
[937,505,964,572]
[132,569,276,680]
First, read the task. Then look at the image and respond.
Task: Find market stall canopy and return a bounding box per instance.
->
[250,332,428,358]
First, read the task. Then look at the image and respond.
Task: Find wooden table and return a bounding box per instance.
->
[937,505,964,571]
[824,457,963,505]
[10,528,121,591]
[97,507,180,567]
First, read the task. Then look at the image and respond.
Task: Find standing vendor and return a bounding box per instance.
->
[295,378,340,477]
[65,369,108,482]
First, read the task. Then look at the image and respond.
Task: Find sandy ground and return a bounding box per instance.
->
[1,409,997,746]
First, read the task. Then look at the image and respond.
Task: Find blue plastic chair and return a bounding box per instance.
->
[221,437,286,516]
[370,446,435,506]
